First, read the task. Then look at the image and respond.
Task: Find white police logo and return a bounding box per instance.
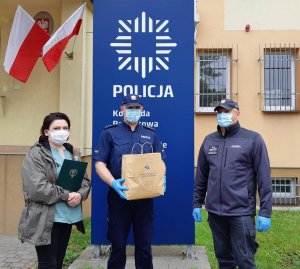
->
[110,11,177,79]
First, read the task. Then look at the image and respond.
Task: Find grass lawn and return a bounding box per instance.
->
[195,210,300,269]
[64,218,92,267]
[64,211,300,269]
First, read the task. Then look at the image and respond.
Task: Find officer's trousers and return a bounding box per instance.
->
[208,213,259,269]
[107,190,153,269]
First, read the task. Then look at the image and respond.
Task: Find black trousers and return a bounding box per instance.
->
[35,222,72,269]
[208,213,259,269]
[107,190,154,269]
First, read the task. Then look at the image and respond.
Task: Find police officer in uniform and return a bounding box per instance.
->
[94,94,166,269]
[193,99,272,269]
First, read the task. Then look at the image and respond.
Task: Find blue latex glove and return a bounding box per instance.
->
[164,176,166,193]
[192,208,202,222]
[111,178,128,200]
[256,216,271,232]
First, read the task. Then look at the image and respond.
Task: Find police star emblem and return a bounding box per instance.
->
[110,11,177,79]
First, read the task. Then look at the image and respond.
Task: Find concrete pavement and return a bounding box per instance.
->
[0,236,211,269]
[0,236,36,269]
[68,245,211,269]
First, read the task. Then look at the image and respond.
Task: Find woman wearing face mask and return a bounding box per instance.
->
[18,112,90,269]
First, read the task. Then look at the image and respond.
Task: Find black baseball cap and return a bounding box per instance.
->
[214,99,239,111]
[121,94,142,107]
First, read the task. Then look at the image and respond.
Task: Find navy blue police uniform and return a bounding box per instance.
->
[94,121,166,269]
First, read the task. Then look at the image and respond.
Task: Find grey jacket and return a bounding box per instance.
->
[18,141,90,246]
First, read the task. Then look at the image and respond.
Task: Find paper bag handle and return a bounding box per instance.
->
[130,142,153,154]
[131,143,143,154]
[142,142,153,153]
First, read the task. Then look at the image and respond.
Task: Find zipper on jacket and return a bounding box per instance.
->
[219,139,226,213]
[224,149,228,168]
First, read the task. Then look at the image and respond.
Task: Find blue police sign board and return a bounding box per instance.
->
[92,0,194,244]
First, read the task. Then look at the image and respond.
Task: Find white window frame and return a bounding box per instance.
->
[264,51,296,111]
[272,177,297,198]
[196,52,230,113]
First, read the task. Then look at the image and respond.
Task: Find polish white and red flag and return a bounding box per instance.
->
[3,6,50,83]
[42,4,85,72]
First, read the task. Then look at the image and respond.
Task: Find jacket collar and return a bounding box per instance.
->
[121,121,141,132]
[217,122,240,138]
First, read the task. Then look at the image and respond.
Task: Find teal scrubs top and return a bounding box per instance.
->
[51,147,82,224]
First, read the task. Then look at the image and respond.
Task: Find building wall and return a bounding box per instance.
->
[0,0,93,235]
[195,1,300,196]
[224,0,300,31]
[0,0,93,149]
[58,0,93,156]
[2,0,300,235]
[0,0,61,145]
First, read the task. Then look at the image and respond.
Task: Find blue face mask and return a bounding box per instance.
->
[217,112,233,127]
[125,109,141,123]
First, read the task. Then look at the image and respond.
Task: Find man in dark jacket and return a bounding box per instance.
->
[193,99,272,269]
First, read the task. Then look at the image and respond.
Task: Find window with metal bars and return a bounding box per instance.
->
[196,51,231,112]
[272,177,299,205]
[264,50,296,111]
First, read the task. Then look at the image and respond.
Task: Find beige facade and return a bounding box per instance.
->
[195,0,300,204]
[1,0,300,235]
[0,0,93,234]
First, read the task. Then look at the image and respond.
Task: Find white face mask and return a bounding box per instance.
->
[49,130,69,145]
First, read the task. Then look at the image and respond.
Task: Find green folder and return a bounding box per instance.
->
[56,159,88,192]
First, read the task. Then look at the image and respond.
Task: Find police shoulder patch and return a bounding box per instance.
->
[104,123,119,130]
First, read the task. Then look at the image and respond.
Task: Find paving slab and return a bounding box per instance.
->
[0,236,36,269]
[0,236,211,269]
[68,245,211,269]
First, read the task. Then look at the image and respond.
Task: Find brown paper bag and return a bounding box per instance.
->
[121,152,165,200]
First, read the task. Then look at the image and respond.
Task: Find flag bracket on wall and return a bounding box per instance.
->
[64,51,73,60]
[64,34,78,60]
[0,96,6,116]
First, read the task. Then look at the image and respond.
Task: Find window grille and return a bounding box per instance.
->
[195,46,238,113]
[258,44,300,112]
[272,177,299,205]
